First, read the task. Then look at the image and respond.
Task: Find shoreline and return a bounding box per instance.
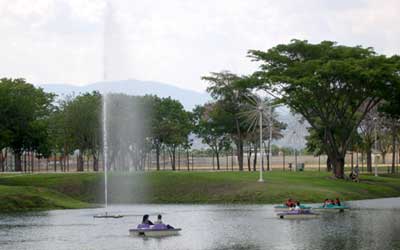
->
[1,172,400,212]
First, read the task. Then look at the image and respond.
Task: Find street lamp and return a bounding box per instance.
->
[258,104,264,182]
[268,105,273,172]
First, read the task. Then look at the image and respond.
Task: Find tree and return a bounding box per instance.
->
[0,78,54,171]
[64,92,101,171]
[379,65,400,173]
[248,40,400,178]
[202,71,251,171]
[193,102,231,170]
[358,107,381,172]
[156,97,191,170]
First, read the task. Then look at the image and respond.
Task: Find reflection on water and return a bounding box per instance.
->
[0,199,400,250]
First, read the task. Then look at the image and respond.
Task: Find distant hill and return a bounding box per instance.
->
[37,79,210,110]
[37,79,307,149]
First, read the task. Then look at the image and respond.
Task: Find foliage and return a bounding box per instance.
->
[0,78,54,171]
[193,103,231,169]
[248,40,400,178]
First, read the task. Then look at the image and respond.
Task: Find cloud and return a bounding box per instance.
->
[0,0,399,91]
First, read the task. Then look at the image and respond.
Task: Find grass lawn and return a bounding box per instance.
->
[0,171,399,212]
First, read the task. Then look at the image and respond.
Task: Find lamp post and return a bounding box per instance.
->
[258,105,264,182]
[268,105,273,171]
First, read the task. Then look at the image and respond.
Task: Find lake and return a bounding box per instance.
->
[1,198,400,250]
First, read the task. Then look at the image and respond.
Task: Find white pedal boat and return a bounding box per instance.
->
[129,228,181,237]
[277,210,319,219]
[274,205,312,212]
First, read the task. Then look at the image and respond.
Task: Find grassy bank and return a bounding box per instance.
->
[0,171,400,212]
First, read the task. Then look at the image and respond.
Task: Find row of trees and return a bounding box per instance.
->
[0,81,195,172]
[0,77,286,173]
[1,40,399,179]
[192,40,400,178]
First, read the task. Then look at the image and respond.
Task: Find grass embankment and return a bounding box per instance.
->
[0,173,100,212]
[0,171,400,212]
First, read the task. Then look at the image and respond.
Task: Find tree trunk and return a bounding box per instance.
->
[187,149,190,171]
[247,144,252,172]
[326,157,332,172]
[329,153,345,178]
[216,150,220,170]
[163,148,166,170]
[169,147,176,170]
[334,157,345,178]
[350,151,354,172]
[226,152,229,170]
[54,153,57,172]
[235,140,244,171]
[93,155,99,171]
[31,151,34,173]
[253,145,258,171]
[77,154,84,172]
[24,152,27,172]
[14,151,22,172]
[0,150,4,172]
[86,154,90,172]
[178,148,181,170]
[212,152,215,170]
[155,144,160,171]
[381,153,386,165]
[267,139,271,171]
[231,148,234,171]
[67,155,70,172]
[361,151,364,172]
[367,147,372,172]
[59,156,64,172]
[392,124,396,174]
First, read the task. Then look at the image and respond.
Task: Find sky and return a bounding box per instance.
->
[0,0,399,92]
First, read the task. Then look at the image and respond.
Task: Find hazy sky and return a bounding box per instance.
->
[0,0,399,92]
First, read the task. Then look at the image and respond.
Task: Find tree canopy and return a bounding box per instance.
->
[248,40,400,178]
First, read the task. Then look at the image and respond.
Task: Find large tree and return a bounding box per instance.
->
[202,71,251,171]
[249,40,400,178]
[193,102,231,170]
[0,78,54,171]
[156,97,192,170]
[65,92,101,171]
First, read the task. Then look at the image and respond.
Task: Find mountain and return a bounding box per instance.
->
[37,79,307,149]
[37,79,210,110]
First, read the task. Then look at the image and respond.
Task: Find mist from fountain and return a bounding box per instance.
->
[97,2,152,218]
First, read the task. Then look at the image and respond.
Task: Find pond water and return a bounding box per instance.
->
[1,198,400,250]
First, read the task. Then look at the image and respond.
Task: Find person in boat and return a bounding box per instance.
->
[322,199,334,207]
[155,214,163,224]
[335,198,341,206]
[137,214,154,229]
[153,214,174,229]
[294,201,302,211]
[285,198,294,207]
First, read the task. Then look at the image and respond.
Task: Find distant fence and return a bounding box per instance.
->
[1,150,399,173]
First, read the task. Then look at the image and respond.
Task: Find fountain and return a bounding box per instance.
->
[94,94,123,219]
[94,2,122,218]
